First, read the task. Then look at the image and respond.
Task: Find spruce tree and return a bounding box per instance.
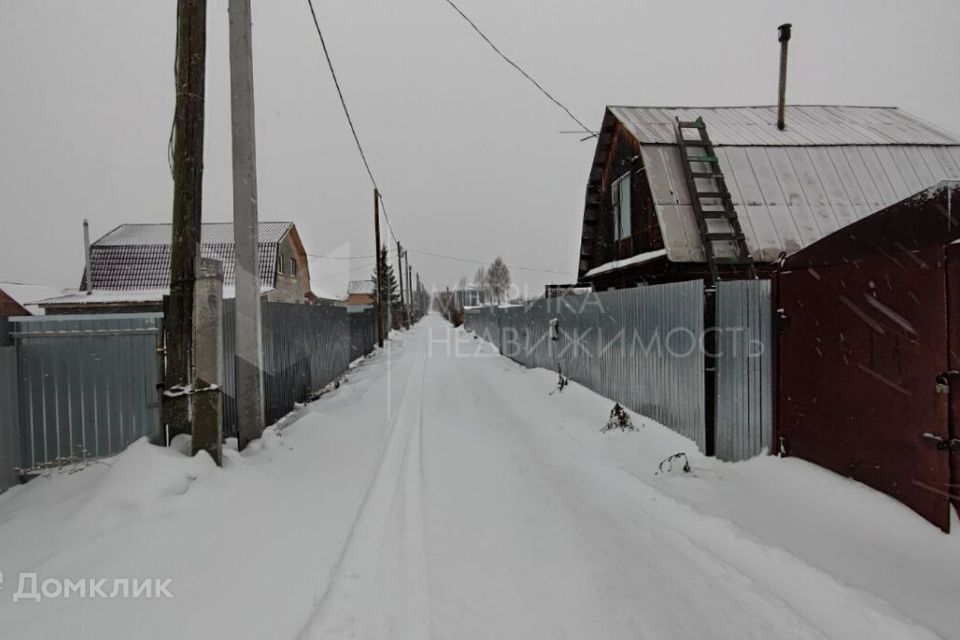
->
[371,243,400,308]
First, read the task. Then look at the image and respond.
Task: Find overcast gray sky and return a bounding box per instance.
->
[2,0,959,297]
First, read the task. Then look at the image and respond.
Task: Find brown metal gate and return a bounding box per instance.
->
[948,243,960,518]
[778,246,953,531]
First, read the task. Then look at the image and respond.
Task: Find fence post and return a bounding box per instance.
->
[703,286,717,457]
[192,258,224,465]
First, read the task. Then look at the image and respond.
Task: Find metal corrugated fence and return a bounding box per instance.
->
[9,314,163,468]
[715,280,773,462]
[0,345,20,492]
[349,308,377,361]
[223,301,352,435]
[1,302,362,485]
[465,282,707,451]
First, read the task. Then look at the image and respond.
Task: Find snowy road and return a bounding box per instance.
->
[0,313,957,640]
[296,315,950,640]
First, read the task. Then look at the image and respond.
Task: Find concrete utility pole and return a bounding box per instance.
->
[164,0,207,440]
[373,189,384,347]
[192,258,224,465]
[229,0,265,449]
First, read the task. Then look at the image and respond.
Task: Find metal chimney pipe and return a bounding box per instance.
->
[83,219,92,294]
[777,23,792,131]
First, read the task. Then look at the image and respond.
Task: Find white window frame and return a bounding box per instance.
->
[612,172,632,241]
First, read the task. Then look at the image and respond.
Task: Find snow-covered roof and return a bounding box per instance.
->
[39,285,275,307]
[84,222,297,291]
[347,279,375,296]
[0,282,68,314]
[310,285,345,301]
[95,222,293,246]
[607,105,960,147]
[581,105,960,271]
[583,250,668,278]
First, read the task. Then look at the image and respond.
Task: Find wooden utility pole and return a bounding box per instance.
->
[163,0,207,440]
[416,273,422,316]
[396,240,406,326]
[373,189,384,347]
[230,0,265,449]
[407,259,413,322]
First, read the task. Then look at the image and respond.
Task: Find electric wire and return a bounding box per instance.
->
[441,0,594,137]
[304,0,400,242]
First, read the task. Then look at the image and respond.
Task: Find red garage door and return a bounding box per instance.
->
[778,246,953,531]
[948,243,960,518]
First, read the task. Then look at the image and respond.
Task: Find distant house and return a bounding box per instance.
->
[454,284,486,309]
[345,280,375,307]
[40,222,313,314]
[0,282,67,316]
[577,105,960,289]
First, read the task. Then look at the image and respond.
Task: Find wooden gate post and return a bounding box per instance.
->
[192,258,224,465]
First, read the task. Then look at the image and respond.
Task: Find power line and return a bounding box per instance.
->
[407,248,573,275]
[312,260,376,281]
[304,0,400,242]
[442,0,594,137]
[306,253,375,260]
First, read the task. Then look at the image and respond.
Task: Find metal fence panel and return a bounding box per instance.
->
[465,282,707,450]
[715,280,773,462]
[222,301,352,436]
[10,314,163,469]
[0,346,20,492]
[349,308,377,362]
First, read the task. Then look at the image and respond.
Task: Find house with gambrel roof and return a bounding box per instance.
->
[577,105,960,289]
[40,222,314,314]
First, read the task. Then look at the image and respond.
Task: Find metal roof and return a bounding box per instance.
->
[584,106,960,264]
[608,106,960,147]
[347,279,375,295]
[642,142,960,262]
[94,222,293,246]
[83,222,295,291]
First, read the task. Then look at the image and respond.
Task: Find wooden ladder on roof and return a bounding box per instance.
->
[674,117,756,283]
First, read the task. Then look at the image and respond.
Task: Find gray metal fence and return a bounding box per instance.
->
[222,301,352,435]
[349,307,377,362]
[0,301,364,489]
[0,344,20,492]
[8,314,163,470]
[465,282,707,450]
[715,280,773,462]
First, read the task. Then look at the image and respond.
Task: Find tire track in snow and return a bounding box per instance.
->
[454,328,944,640]
[296,334,432,640]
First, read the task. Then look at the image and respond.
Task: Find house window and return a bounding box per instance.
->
[276,255,284,275]
[612,173,631,240]
[289,257,298,277]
